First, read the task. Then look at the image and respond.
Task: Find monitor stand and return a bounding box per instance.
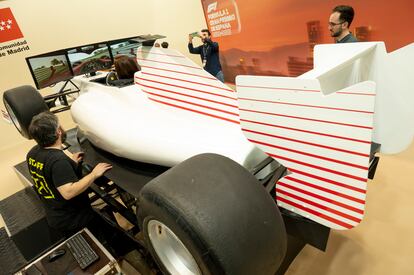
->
[44,79,80,112]
[57,79,80,106]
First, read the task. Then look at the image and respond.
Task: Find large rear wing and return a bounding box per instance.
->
[302,42,414,154]
[134,41,413,230]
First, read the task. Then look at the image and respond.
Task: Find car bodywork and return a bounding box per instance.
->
[70,42,413,230]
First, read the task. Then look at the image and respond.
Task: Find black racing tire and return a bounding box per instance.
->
[138,153,287,275]
[3,85,48,139]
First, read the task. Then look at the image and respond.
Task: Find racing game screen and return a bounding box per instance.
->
[27,54,72,89]
[110,40,141,59]
[68,43,113,75]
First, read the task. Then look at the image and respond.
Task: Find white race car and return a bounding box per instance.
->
[4,41,413,275]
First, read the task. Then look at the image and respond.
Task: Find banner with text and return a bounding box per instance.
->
[0,7,30,59]
[201,0,414,83]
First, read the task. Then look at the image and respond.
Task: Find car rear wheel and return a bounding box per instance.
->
[147,219,201,275]
[138,153,287,275]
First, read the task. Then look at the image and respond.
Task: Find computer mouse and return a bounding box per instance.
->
[48,248,66,262]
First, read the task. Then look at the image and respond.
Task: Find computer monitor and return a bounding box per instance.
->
[26,54,73,89]
[67,43,113,76]
[109,39,141,59]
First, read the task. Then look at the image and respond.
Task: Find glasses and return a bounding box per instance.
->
[328,21,344,27]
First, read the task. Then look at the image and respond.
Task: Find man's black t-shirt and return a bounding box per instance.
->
[26,146,94,232]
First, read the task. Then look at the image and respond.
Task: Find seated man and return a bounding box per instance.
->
[114,55,141,80]
[107,55,141,86]
[27,112,112,236]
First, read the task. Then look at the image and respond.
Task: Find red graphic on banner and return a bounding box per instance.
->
[0,8,23,43]
[201,0,414,83]
[202,0,241,38]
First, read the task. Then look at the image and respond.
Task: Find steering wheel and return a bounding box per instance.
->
[80,59,105,74]
[106,71,118,86]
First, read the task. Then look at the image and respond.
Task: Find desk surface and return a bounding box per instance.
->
[19,229,119,275]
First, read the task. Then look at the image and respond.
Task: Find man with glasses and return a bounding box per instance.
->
[329,5,358,43]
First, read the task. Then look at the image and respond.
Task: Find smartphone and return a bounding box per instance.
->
[189,32,200,38]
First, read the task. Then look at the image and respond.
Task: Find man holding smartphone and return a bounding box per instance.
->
[188,29,224,82]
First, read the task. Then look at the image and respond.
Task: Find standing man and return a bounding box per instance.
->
[188,29,224,82]
[27,112,112,236]
[329,5,358,43]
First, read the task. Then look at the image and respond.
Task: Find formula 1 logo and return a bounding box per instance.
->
[0,8,24,43]
[207,2,217,13]
[203,0,241,38]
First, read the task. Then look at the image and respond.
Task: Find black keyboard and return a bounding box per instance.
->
[66,233,99,269]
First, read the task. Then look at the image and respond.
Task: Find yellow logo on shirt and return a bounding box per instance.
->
[28,158,55,199]
[28,157,44,170]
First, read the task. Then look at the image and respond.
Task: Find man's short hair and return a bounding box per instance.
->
[28,112,59,147]
[333,5,355,27]
[161,42,169,48]
[201,29,211,36]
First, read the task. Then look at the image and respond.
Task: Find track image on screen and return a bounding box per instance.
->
[27,54,72,89]
[110,40,141,59]
[68,43,112,75]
